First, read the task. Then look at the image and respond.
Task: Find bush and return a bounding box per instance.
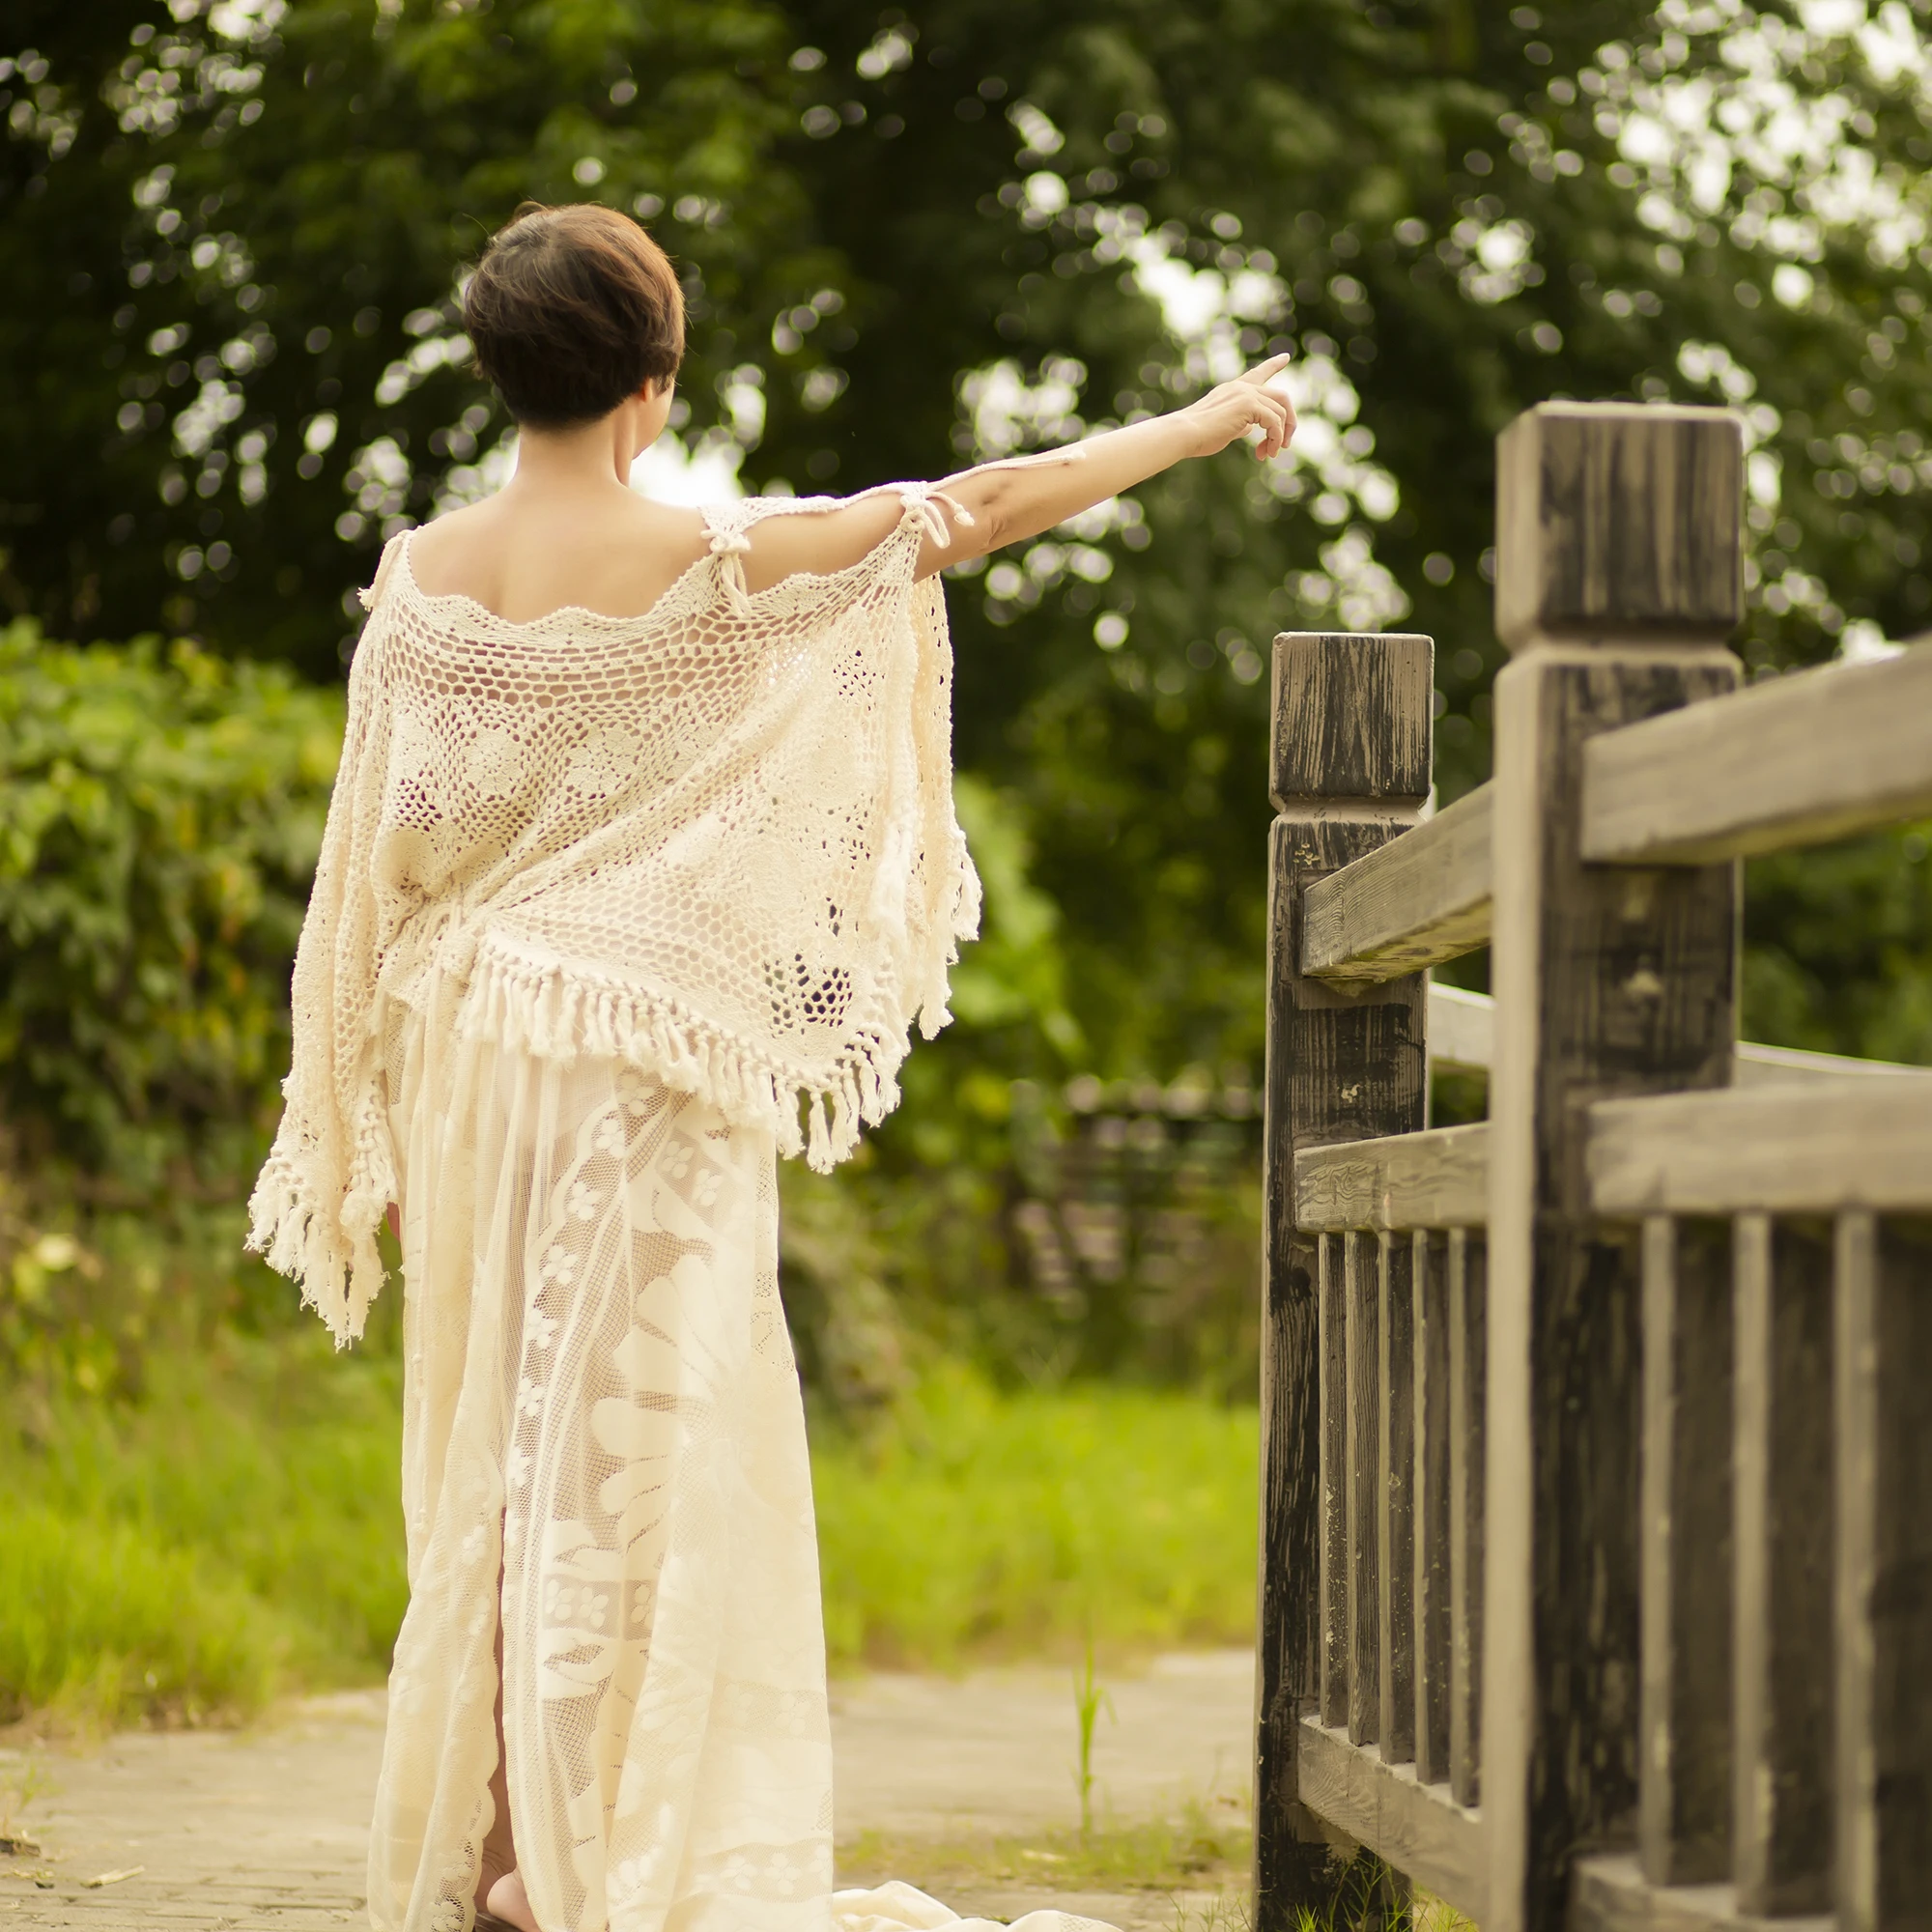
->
[0,619,341,1194]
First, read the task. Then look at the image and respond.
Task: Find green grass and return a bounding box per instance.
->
[813,1366,1258,1668]
[0,1347,1258,1728]
[838,1794,1252,1901]
[0,1332,408,1728]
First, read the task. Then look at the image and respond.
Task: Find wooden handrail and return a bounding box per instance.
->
[1300,786,1493,985]
[1586,1080,1932,1214]
[1579,642,1932,865]
[1294,1124,1490,1232]
[1426,982,1930,1085]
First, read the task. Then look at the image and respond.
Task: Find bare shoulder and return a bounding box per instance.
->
[737,491,918,595]
[406,492,712,623]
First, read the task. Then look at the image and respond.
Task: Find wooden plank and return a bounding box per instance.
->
[1295,1719,1487,1920]
[1580,643,1932,866]
[1270,631,1434,809]
[1485,399,1743,1932]
[1638,1217,1733,1884]
[1570,1851,1832,1932]
[1494,402,1744,652]
[1733,1038,1932,1087]
[1258,634,1434,1928]
[1427,981,1930,1086]
[1318,1234,1349,1730]
[1300,785,1493,985]
[1347,1231,1380,1748]
[1447,1228,1487,1810]
[1733,1214,1834,1917]
[1293,1123,1490,1233]
[1378,1233,1416,1765]
[1412,1231,1453,1787]
[1428,981,1495,1075]
[1588,1082,1932,1216]
[1835,1213,1932,1932]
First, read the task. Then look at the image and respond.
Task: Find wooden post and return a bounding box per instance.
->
[1483,404,1743,1932]
[1256,631,1433,1927]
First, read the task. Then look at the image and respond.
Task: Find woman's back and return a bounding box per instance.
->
[406,442,932,628]
[407,487,710,626]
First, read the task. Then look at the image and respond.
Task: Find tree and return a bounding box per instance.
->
[3,0,1929,1091]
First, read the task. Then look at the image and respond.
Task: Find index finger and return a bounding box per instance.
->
[1236,353,1294,385]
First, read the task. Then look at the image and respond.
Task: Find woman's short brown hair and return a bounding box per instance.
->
[464,203,685,429]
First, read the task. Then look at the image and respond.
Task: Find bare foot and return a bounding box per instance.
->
[485,1868,541,1932]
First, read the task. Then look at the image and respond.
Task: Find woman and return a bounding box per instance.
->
[250,201,1294,1932]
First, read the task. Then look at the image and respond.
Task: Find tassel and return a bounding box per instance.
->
[806,1093,832,1172]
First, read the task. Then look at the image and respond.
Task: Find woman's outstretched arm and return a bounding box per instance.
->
[736,355,1295,593]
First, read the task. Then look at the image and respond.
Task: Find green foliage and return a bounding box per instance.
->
[1743,820,1932,1065]
[12,0,1932,1086]
[0,1332,408,1727]
[811,1365,1258,1668]
[0,1500,288,1728]
[0,620,341,1191]
[0,1341,1257,1724]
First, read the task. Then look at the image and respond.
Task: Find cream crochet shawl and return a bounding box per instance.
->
[248,487,981,1343]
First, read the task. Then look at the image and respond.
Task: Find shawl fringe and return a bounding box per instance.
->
[455,937,911,1175]
[245,1090,396,1348]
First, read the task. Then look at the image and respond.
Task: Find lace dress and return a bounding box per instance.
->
[250,494,1121,1932]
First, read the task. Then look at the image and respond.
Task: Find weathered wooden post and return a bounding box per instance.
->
[1483,404,1744,1931]
[1256,630,1432,1924]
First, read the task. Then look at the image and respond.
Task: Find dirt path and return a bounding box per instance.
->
[0,1652,1253,1930]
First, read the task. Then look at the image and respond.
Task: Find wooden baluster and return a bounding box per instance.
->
[1734,1213,1834,1914]
[1483,403,1743,1932]
[1835,1212,1932,1932]
[1319,1231,1349,1728]
[1448,1227,1487,1809]
[1256,631,1433,1927]
[1378,1230,1416,1762]
[1348,1231,1381,1747]
[1413,1228,1453,1785]
[1638,1215,1734,1883]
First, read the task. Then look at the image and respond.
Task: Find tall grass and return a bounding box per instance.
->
[0,1349,1258,1727]
[0,1333,408,1726]
[813,1367,1258,1668]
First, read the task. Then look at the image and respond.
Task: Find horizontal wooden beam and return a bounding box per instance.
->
[1425,983,1928,1087]
[1587,1082,1932,1216]
[1295,1124,1490,1233]
[1732,1038,1932,1087]
[1301,785,1494,985]
[1296,1719,1487,1921]
[1570,1851,1831,1932]
[1580,644,1932,865]
[1428,982,1494,1074]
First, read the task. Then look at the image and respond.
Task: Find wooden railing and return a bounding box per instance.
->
[1255,401,1932,1932]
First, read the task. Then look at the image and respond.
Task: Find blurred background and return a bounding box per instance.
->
[1,0,1929,1732]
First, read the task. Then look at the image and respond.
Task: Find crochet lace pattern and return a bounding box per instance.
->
[248,488,981,1344]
